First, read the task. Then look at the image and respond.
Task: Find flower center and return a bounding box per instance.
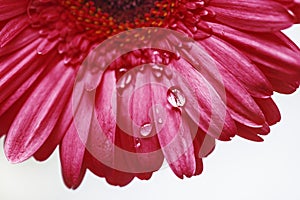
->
[60,0,175,39]
[92,0,155,23]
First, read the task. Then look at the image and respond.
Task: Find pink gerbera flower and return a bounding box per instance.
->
[1,0,300,189]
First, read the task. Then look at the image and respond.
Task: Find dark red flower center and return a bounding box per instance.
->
[91,0,156,23]
[60,0,175,39]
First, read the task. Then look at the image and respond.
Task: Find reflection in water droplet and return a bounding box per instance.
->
[167,87,186,108]
[134,138,141,148]
[140,123,153,137]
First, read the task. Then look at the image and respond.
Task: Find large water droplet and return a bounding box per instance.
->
[140,123,153,137]
[167,87,186,108]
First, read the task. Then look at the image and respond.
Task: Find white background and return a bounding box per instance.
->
[0,25,299,200]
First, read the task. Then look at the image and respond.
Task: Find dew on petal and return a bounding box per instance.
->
[152,65,163,78]
[167,87,186,108]
[140,123,153,137]
[125,73,132,85]
[139,65,145,72]
[134,138,141,148]
[175,50,181,60]
[116,68,132,94]
[118,68,128,76]
[158,118,163,124]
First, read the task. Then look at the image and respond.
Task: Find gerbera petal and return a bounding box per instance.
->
[291,1,300,23]
[0,14,29,48]
[268,77,300,94]
[193,130,215,175]
[60,66,96,188]
[104,169,135,187]
[196,131,216,159]
[0,39,44,104]
[116,66,197,177]
[209,0,294,32]
[91,70,118,171]
[116,69,167,172]
[274,0,294,7]
[200,36,273,98]
[0,57,46,117]
[92,70,145,185]
[34,95,72,161]
[0,0,27,20]
[220,65,266,127]
[157,109,196,178]
[4,61,73,163]
[60,123,86,189]
[171,59,236,140]
[174,56,265,129]
[0,94,27,137]
[85,151,135,187]
[210,22,300,82]
[0,27,39,57]
[274,31,300,51]
[236,123,270,142]
[255,98,281,126]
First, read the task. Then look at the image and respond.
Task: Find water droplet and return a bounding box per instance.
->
[140,123,153,137]
[64,56,72,64]
[134,138,141,148]
[158,118,163,124]
[139,65,145,72]
[125,74,132,85]
[58,43,65,54]
[191,26,198,33]
[37,50,43,55]
[116,69,133,95]
[39,29,48,36]
[118,68,127,76]
[152,65,163,78]
[167,87,186,108]
[201,10,209,16]
[175,51,181,60]
[170,23,178,28]
[153,51,159,55]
